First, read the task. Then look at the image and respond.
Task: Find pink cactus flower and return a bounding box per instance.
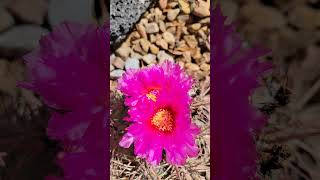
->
[20,22,109,179]
[118,61,200,165]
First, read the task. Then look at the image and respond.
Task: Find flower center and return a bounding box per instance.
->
[151,109,174,132]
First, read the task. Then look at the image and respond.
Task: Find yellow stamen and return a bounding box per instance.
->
[151,109,174,132]
[146,93,157,102]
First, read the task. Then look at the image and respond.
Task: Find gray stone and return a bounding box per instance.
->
[48,0,93,26]
[0,25,48,56]
[0,8,14,32]
[110,0,156,47]
[110,69,125,79]
[125,57,140,70]
[142,54,156,65]
[157,50,174,64]
[7,0,48,24]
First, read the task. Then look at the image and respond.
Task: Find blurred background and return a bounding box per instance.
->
[0,0,108,179]
[219,0,320,179]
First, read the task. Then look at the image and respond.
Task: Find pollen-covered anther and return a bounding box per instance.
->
[151,109,174,132]
[146,93,157,102]
[146,90,159,102]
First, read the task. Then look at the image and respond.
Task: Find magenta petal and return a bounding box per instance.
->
[21,22,109,179]
[119,133,135,148]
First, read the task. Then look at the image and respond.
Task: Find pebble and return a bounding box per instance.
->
[110,54,116,64]
[125,58,140,70]
[192,48,202,60]
[140,38,150,52]
[0,9,14,32]
[142,54,156,65]
[184,35,198,48]
[136,24,147,39]
[240,3,286,29]
[145,23,160,34]
[167,9,180,21]
[191,23,201,31]
[168,2,178,8]
[200,63,210,72]
[111,69,125,79]
[157,39,168,50]
[177,15,190,23]
[112,57,125,69]
[289,6,320,30]
[150,44,160,54]
[192,0,210,18]
[220,0,238,24]
[157,50,174,63]
[133,43,146,55]
[8,0,48,24]
[159,0,167,9]
[110,64,115,71]
[159,20,166,32]
[116,46,131,59]
[0,25,48,51]
[203,52,210,63]
[48,0,93,26]
[185,63,200,71]
[162,32,175,45]
[130,52,143,60]
[178,0,190,14]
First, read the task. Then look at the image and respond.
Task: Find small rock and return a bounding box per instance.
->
[200,63,210,72]
[0,9,14,32]
[289,6,320,30]
[145,23,160,34]
[149,34,157,43]
[167,9,180,21]
[110,54,116,64]
[0,25,48,52]
[142,54,156,65]
[110,64,115,71]
[182,51,192,62]
[178,0,190,14]
[140,38,151,52]
[185,63,200,71]
[133,43,145,55]
[159,20,166,32]
[157,50,174,63]
[191,23,201,31]
[192,48,202,60]
[116,46,131,59]
[150,44,160,54]
[240,3,286,29]
[192,0,210,18]
[111,69,125,79]
[203,52,210,63]
[184,35,198,48]
[156,39,168,50]
[162,32,175,45]
[112,57,125,69]
[136,24,148,39]
[199,17,210,24]
[220,0,238,24]
[8,0,48,24]
[159,0,167,9]
[125,58,140,70]
[177,15,190,23]
[48,0,93,26]
[130,52,143,60]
